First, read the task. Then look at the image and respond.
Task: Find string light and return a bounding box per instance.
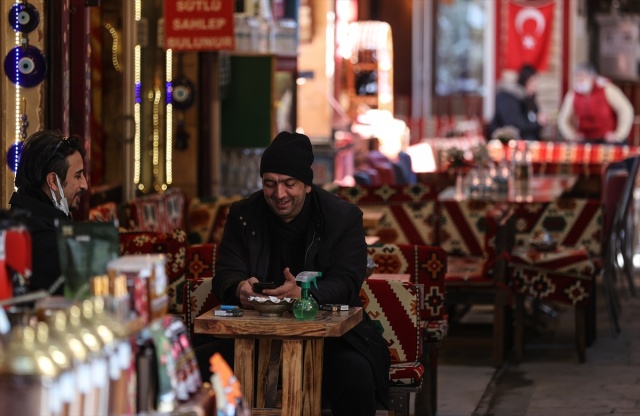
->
[104,22,121,72]
[134,0,142,188]
[165,49,173,186]
[152,86,161,184]
[13,26,22,187]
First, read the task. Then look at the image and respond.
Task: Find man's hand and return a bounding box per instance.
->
[237,277,260,308]
[262,267,302,299]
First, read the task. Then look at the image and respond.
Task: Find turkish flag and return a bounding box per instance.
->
[505,1,555,71]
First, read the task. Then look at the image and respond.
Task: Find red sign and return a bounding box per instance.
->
[505,1,555,71]
[164,0,234,51]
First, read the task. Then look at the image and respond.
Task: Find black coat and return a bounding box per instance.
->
[214,185,391,408]
[489,82,542,141]
[9,189,69,294]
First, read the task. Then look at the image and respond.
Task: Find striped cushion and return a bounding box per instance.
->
[360,279,423,386]
[337,184,439,246]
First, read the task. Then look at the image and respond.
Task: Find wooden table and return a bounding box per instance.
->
[195,306,363,415]
[438,175,578,204]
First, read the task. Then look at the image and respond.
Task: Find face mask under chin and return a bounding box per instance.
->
[49,174,70,216]
[574,81,593,95]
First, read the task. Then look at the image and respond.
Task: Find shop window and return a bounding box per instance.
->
[433,0,487,116]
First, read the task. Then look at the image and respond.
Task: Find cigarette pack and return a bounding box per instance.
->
[214,309,243,317]
[320,304,349,312]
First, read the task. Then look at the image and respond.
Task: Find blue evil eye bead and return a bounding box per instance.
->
[3,45,47,88]
[6,141,23,173]
[171,76,196,110]
[8,3,40,33]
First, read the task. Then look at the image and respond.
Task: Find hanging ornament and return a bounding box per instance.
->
[3,44,47,88]
[6,141,23,174]
[7,99,29,173]
[8,2,40,33]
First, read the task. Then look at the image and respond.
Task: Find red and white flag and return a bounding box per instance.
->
[505,1,555,71]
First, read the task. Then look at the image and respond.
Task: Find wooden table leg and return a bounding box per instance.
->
[303,339,324,416]
[256,339,281,408]
[575,304,586,363]
[234,338,255,407]
[281,340,303,415]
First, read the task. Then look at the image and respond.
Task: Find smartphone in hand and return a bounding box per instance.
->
[253,282,276,294]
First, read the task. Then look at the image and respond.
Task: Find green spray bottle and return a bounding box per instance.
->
[293,271,321,320]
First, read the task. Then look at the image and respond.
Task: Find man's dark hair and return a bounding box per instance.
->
[15,130,86,193]
[517,64,537,87]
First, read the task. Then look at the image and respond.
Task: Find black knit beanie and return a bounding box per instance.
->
[260,131,314,185]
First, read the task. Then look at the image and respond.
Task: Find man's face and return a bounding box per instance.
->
[61,151,88,211]
[262,173,311,223]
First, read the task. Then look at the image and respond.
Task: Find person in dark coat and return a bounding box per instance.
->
[488,64,548,141]
[9,130,88,295]
[212,131,391,415]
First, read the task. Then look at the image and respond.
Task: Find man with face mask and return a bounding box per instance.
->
[9,130,88,295]
[557,63,634,143]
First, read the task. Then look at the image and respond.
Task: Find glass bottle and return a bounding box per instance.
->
[0,325,61,415]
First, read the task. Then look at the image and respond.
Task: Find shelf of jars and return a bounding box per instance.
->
[0,252,220,415]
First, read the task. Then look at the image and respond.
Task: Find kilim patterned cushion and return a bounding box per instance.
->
[163,188,187,232]
[186,195,243,244]
[439,200,506,257]
[360,279,424,386]
[119,229,188,314]
[183,243,221,339]
[510,246,594,306]
[366,244,447,322]
[511,198,602,259]
[89,202,119,223]
[336,184,439,246]
[123,194,166,232]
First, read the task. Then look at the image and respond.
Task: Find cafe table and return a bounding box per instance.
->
[194,306,363,415]
[438,175,578,204]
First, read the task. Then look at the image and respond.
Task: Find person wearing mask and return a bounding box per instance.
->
[9,130,88,295]
[557,63,634,143]
[212,131,390,415]
[488,64,548,141]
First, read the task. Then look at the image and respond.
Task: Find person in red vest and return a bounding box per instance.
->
[557,63,634,144]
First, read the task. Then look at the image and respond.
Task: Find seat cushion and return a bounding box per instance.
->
[389,361,425,387]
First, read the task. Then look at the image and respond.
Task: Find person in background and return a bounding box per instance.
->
[488,64,548,141]
[212,131,390,415]
[557,63,634,144]
[9,130,88,295]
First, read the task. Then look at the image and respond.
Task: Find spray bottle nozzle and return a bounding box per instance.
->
[295,271,321,289]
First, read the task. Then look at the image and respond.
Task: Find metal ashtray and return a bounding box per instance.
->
[248,296,295,317]
[529,232,557,252]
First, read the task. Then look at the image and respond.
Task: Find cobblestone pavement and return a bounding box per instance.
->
[476,278,640,416]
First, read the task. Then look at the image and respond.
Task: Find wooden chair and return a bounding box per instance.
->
[439,203,516,367]
[360,278,427,416]
[601,156,640,336]
[366,244,448,416]
[182,243,220,339]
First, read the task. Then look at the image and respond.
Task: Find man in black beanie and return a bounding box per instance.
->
[213,131,390,415]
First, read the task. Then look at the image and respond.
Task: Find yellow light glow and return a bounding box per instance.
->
[152,87,161,174]
[135,0,141,21]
